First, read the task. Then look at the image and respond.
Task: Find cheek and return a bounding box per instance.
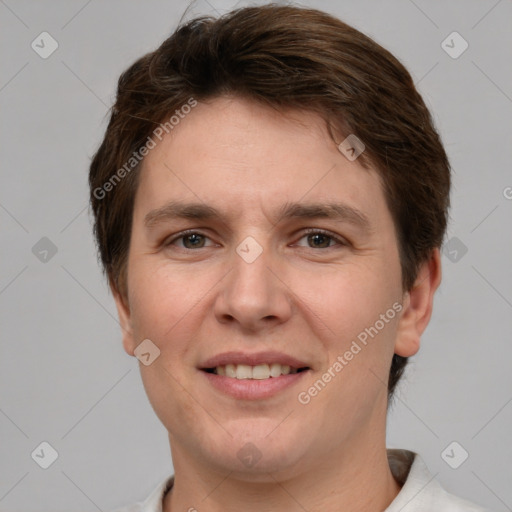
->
[291,260,401,394]
[128,261,197,334]
[127,263,214,438]
[293,260,398,340]
[126,260,224,369]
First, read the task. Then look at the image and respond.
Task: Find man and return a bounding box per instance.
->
[89,4,491,511]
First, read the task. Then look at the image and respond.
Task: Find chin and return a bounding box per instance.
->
[203,422,312,477]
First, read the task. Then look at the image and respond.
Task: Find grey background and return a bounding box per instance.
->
[1,0,511,510]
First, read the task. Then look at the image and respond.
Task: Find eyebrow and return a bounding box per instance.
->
[144,200,372,232]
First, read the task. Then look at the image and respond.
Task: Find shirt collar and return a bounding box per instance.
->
[139,475,173,512]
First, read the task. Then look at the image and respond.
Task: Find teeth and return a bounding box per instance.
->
[225,364,237,378]
[252,364,270,380]
[270,363,283,377]
[212,363,299,379]
[236,364,253,379]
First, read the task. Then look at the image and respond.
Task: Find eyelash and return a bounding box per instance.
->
[164,228,347,250]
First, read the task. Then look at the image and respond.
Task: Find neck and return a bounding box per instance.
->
[163,430,401,512]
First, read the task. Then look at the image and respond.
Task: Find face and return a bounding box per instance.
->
[114,96,426,479]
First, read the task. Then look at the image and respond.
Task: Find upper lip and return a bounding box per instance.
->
[199,351,310,370]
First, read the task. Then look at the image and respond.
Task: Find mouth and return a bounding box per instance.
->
[198,351,312,399]
[200,365,310,400]
[201,363,310,379]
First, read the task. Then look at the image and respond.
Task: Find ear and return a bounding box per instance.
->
[394,248,442,357]
[110,281,137,357]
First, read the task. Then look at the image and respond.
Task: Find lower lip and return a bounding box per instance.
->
[200,370,309,400]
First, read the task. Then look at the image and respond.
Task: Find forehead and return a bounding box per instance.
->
[134,96,388,228]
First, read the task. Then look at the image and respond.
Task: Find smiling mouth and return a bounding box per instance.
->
[202,363,310,380]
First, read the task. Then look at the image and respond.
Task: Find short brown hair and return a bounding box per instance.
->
[89,4,451,398]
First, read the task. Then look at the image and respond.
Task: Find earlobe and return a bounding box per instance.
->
[110,282,136,357]
[394,248,442,357]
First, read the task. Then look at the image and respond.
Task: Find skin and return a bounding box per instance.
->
[113,96,441,512]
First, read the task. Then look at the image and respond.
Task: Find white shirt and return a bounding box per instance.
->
[112,449,492,512]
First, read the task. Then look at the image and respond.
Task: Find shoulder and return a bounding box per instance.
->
[386,449,493,512]
[108,476,174,512]
[421,480,492,511]
[426,476,492,512]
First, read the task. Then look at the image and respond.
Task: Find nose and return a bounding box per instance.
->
[213,241,293,332]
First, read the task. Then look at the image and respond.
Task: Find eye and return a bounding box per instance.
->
[164,229,346,251]
[295,229,346,249]
[165,230,214,249]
